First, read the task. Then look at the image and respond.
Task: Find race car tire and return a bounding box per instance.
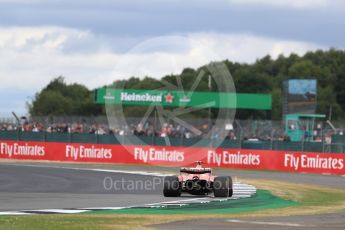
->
[163,176,181,197]
[214,176,230,197]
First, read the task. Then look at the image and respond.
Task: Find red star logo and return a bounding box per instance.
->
[165,93,174,103]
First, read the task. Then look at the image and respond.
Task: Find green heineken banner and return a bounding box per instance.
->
[95,88,271,110]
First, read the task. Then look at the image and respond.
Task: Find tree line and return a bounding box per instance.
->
[28,49,345,121]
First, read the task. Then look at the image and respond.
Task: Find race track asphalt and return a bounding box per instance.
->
[155,212,345,230]
[0,161,344,229]
[0,163,179,211]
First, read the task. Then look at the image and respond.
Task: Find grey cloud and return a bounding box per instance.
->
[0,0,344,49]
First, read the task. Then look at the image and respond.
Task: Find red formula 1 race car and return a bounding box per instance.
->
[163,161,233,197]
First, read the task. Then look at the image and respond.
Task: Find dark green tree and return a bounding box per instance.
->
[29,77,103,116]
[29,49,345,120]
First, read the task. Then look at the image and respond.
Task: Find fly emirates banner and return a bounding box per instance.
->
[0,140,344,175]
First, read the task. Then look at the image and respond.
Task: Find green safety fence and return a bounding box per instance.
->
[332,135,345,143]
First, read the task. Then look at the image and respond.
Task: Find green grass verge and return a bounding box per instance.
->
[0,190,296,230]
[1,179,345,230]
[0,215,147,230]
[92,190,296,215]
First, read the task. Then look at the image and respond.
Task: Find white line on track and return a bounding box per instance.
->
[23,209,89,214]
[226,219,307,227]
[0,211,31,215]
[322,173,331,176]
[80,207,127,210]
[0,189,257,215]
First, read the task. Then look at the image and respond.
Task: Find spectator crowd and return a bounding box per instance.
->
[0,117,342,143]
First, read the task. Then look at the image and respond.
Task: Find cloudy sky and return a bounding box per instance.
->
[0,0,344,115]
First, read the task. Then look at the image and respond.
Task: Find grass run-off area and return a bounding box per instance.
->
[0,178,345,230]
